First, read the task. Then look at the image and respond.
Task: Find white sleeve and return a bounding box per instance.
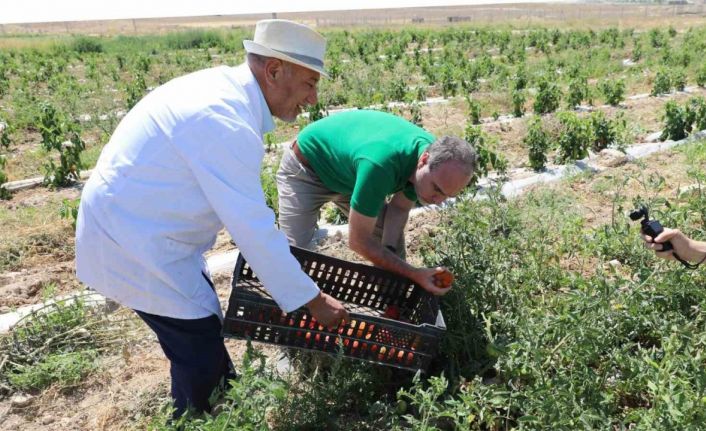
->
[173,112,320,312]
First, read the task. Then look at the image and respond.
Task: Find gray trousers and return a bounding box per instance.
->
[276,144,405,257]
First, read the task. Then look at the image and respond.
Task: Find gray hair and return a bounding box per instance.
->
[247,53,292,73]
[247,52,269,66]
[427,136,477,176]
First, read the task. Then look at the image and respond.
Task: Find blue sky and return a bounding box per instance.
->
[1,0,553,24]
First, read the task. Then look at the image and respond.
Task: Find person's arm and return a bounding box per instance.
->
[381,191,415,251]
[175,114,348,326]
[348,208,451,295]
[643,228,706,264]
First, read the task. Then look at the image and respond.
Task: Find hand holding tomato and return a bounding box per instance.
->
[433,269,454,289]
[411,266,454,296]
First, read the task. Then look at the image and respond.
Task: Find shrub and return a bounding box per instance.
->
[533,75,561,115]
[0,119,10,150]
[648,28,667,48]
[0,68,8,98]
[466,96,481,125]
[0,298,106,393]
[322,204,347,225]
[651,69,672,96]
[116,54,126,71]
[440,65,457,98]
[71,36,103,53]
[38,102,85,188]
[464,125,507,182]
[59,198,81,231]
[590,110,617,151]
[631,41,643,62]
[512,88,526,118]
[688,96,706,131]
[387,78,408,102]
[125,71,147,110]
[514,63,528,90]
[262,132,277,153]
[261,157,280,218]
[661,100,690,141]
[697,63,706,88]
[557,111,593,162]
[8,351,97,391]
[566,77,588,109]
[0,154,10,200]
[306,102,327,123]
[524,116,550,171]
[601,79,626,106]
[414,85,426,102]
[671,68,687,92]
[409,102,423,127]
[163,30,224,50]
[134,55,151,74]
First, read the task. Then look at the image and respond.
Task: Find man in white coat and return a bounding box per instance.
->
[75,20,349,417]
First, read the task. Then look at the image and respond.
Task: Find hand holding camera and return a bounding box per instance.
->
[629,206,673,252]
[630,205,706,269]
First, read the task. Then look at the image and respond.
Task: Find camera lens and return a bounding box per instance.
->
[629,210,642,221]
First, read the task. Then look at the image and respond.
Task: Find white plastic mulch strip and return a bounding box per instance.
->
[0,292,106,333]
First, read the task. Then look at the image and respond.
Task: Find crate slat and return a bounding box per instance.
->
[223,246,445,372]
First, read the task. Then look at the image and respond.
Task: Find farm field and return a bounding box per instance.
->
[2,10,706,430]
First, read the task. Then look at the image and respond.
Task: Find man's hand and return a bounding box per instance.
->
[306,292,350,327]
[642,228,706,263]
[410,267,454,296]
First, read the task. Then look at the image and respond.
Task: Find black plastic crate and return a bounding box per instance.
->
[223,246,446,372]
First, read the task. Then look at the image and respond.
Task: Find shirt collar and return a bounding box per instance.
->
[234,63,276,135]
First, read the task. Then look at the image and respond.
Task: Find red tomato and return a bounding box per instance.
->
[433,270,454,288]
[383,305,400,319]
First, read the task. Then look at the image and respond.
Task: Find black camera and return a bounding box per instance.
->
[629,206,673,252]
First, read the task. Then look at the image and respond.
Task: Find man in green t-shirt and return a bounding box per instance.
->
[276,110,476,295]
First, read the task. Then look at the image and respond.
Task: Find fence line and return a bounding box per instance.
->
[312,4,706,28]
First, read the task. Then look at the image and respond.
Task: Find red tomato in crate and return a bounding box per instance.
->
[383,305,400,320]
[406,352,414,365]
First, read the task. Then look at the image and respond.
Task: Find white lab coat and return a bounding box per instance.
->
[75,64,320,320]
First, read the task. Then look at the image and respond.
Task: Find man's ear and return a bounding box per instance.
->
[418,151,430,168]
[263,58,283,85]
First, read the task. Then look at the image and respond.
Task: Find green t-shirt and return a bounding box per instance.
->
[297,110,435,217]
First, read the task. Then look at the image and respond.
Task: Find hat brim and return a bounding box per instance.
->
[243,40,329,78]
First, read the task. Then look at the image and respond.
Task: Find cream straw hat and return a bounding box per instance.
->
[243,19,328,78]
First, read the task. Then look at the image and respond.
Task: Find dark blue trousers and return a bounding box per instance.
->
[135,309,235,418]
